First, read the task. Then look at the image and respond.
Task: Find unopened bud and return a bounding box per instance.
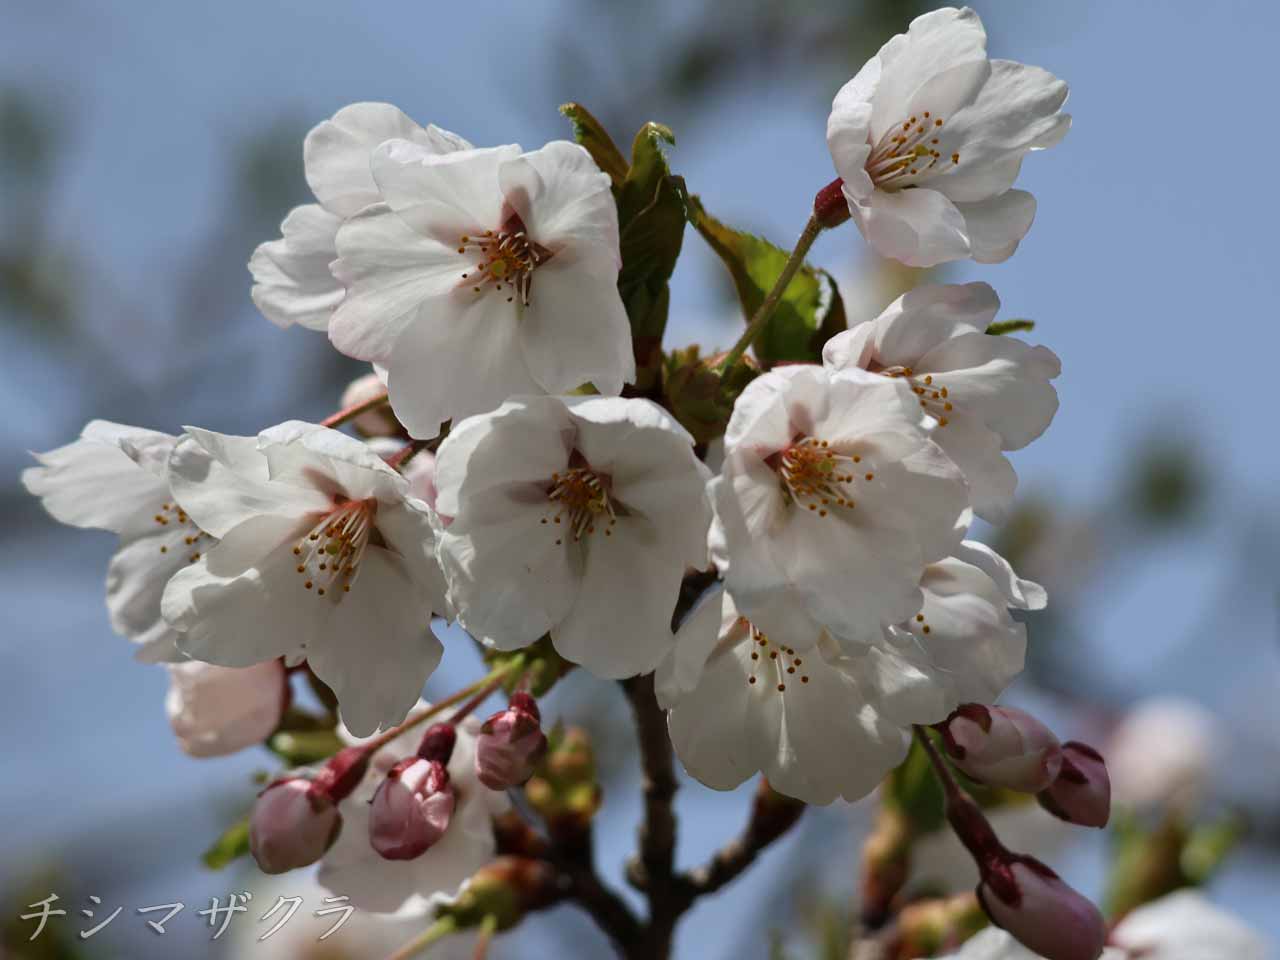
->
[477,693,548,790]
[369,757,455,860]
[525,726,602,843]
[941,705,1062,793]
[416,722,457,764]
[442,856,560,930]
[249,777,341,874]
[340,372,398,437]
[978,855,1107,960]
[165,659,287,757]
[1039,742,1111,828]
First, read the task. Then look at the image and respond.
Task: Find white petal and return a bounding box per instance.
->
[518,258,634,397]
[304,102,473,217]
[498,140,619,261]
[249,204,345,331]
[934,60,1070,203]
[380,289,543,439]
[827,56,878,200]
[374,498,448,616]
[257,420,407,503]
[656,582,728,709]
[329,203,470,363]
[867,6,988,141]
[551,516,683,678]
[953,540,1046,611]
[164,514,319,666]
[309,547,443,737]
[954,189,1037,264]
[107,525,199,660]
[916,329,1060,449]
[168,429,326,539]
[830,282,999,369]
[852,186,971,267]
[23,421,173,537]
[370,142,521,246]
[929,412,1017,524]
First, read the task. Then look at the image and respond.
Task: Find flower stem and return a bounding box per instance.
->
[913,725,1005,869]
[362,663,518,755]
[321,391,390,429]
[385,915,458,960]
[472,914,499,960]
[717,213,824,374]
[387,438,431,470]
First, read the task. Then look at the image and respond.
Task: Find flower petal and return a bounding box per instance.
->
[249,204,345,331]
[305,103,473,218]
[498,141,619,261]
[257,420,407,503]
[953,189,1037,264]
[852,186,971,267]
[107,525,197,661]
[929,412,1017,524]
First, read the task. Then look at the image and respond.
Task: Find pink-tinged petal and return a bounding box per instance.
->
[852,186,971,267]
[168,429,326,539]
[257,420,407,503]
[551,516,682,678]
[954,189,1037,264]
[370,142,521,246]
[309,547,442,737]
[329,203,470,363]
[498,140,619,262]
[249,204,345,331]
[305,102,473,218]
[166,660,287,757]
[518,258,634,397]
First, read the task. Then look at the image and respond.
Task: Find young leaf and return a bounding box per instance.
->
[986,318,1036,336]
[559,102,628,189]
[202,816,251,870]
[687,195,845,367]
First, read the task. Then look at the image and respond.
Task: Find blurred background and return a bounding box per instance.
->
[2,0,1277,957]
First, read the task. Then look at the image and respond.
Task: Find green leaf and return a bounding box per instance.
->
[687,194,845,367]
[559,102,628,189]
[202,817,251,870]
[615,122,687,394]
[1181,815,1245,885]
[883,737,946,832]
[986,318,1036,336]
[267,729,345,765]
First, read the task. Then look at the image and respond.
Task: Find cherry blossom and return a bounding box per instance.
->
[664,542,1038,805]
[250,102,472,331]
[22,420,202,662]
[160,421,447,736]
[709,365,969,650]
[926,927,1122,960]
[434,395,710,678]
[165,660,288,757]
[826,6,1069,266]
[329,140,634,438]
[318,707,510,915]
[823,282,1060,523]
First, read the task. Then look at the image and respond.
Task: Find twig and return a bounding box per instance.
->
[321,391,390,429]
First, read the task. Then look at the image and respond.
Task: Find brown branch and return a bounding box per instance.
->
[622,673,681,958]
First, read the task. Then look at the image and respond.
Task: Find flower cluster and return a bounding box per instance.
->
[23,7,1116,959]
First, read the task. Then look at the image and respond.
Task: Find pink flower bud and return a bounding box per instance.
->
[1038,742,1111,828]
[165,660,288,757]
[978,855,1107,960]
[476,693,548,791]
[941,704,1062,793]
[249,777,341,874]
[416,722,457,764]
[368,758,455,861]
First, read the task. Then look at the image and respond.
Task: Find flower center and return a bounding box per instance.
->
[879,366,953,426]
[457,212,553,306]
[770,436,875,517]
[541,455,616,545]
[292,497,377,599]
[743,620,810,691]
[865,112,959,190]
[153,502,207,564]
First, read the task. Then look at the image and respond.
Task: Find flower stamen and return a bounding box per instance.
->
[865,113,958,189]
[771,436,869,516]
[880,366,953,426]
[457,213,553,306]
[544,456,616,545]
[294,497,377,599]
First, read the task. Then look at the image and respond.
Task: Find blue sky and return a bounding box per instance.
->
[3,1,1278,956]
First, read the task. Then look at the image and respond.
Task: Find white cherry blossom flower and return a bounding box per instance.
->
[166,659,288,757]
[318,707,510,916]
[22,420,205,662]
[823,282,1060,523]
[1109,890,1270,960]
[826,6,1069,266]
[710,365,969,650]
[925,926,1123,960]
[160,421,448,736]
[663,543,1038,804]
[249,102,472,331]
[329,140,634,438]
[434,395,710,679]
